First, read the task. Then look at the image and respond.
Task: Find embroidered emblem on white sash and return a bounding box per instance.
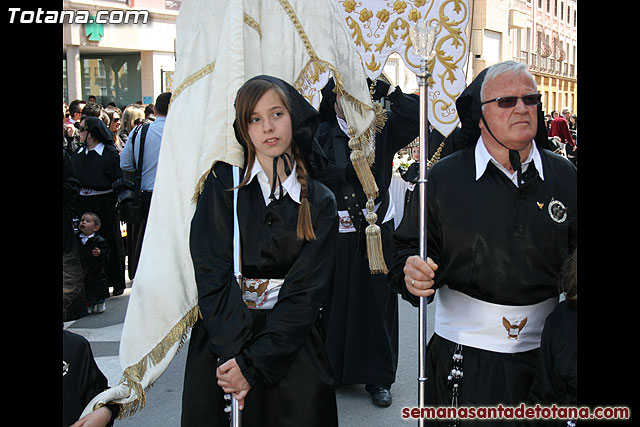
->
[339,215,353,229]
[502,316,528,340]
[242,279,270,308]
[548,198,567,223]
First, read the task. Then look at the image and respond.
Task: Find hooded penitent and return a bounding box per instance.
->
[455,65,550,181]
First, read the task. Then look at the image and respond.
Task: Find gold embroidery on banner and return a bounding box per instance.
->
[169,61,217,106]
[338,0,469,133]
[277,0,374,116]
[277,0,387,273]
[243,13,261,37]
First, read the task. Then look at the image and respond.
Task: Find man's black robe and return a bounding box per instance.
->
[389,145,577,418]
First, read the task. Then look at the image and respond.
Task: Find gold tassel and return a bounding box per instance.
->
[349,149,378,199]
[364,199,388,274]
[340,93,391,275]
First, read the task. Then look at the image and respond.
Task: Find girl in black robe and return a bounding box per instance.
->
[181,76,338,427]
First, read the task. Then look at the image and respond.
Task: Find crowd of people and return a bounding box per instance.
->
[63,60,577,427]
[63,93,170,426]
[63,94,169,320]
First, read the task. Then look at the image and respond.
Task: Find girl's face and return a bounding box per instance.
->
[247,88,293,165]
[411,146,420,160]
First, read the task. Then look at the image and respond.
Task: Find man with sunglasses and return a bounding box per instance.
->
[390,61,577,422]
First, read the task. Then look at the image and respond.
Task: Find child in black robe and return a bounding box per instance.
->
[77,212,110,314]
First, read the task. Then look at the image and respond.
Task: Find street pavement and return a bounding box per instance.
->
[64,279,435,426]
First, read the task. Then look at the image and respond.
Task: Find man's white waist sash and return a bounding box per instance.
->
[434,285,558,353]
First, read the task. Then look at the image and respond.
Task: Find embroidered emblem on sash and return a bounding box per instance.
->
[242,279,270,308]
[339,215,353,229]
[502,316,528,340]
[63,360,69,377]
[548,198,568,223]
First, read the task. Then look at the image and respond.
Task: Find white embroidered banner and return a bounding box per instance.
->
[338,0,470,137]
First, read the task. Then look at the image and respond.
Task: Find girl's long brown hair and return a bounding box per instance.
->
[234,79,316,241]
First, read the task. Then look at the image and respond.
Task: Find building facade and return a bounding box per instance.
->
[63,0,179,109]
[469,0,577,115]
[63,0,576,116]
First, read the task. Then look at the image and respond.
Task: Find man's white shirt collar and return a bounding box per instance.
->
[475,136,544,186]
[246,159,301,205]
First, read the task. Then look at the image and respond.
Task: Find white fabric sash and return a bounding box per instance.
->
[434,285,558,353]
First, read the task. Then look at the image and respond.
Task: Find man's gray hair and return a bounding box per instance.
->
[480,61,537,101]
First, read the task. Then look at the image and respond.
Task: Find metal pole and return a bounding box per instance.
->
[231,166,242,427]
[416,55,431,427]
[230,395,241,427]
[409,20,437,427]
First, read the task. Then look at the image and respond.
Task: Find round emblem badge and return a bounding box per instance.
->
[547,199,568,223]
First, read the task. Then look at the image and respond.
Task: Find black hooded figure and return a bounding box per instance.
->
[310,76,420,406]
[182,75,339,427]
[389,61,577,424]
[71,116,126,297]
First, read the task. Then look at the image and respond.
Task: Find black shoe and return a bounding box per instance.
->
[112,289,125,296]
[369,387,392,407]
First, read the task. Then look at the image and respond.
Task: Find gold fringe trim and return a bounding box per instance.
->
[114,305,202,419]
[169,61,217,107]
[279,0,373,116]
[243,13,261,38]
[191,165,215,204]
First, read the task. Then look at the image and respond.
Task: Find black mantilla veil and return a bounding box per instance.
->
[455,66,550,180]
[232,75,328,193]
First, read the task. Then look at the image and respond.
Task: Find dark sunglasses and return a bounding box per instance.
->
[481,93,541,108]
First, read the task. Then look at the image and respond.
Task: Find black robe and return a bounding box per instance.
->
[527,300,577,426]
[389,145,577,419]
[311,86,419,387]
[182,161,338,427]
[63,329,118,426]
[71,144,125,293]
